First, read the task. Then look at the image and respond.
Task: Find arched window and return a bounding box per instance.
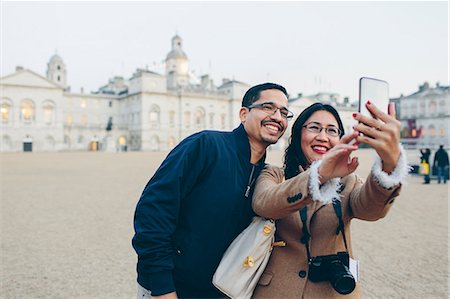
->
[43,101,56,125]
[429,125,436,138]
[1,135,12,151]
[64,135,71,147]
[194,107,206,129]
[1,99,12,124]
[429,100,437,114]
[149,105,160,127]
[150,135,160,151]
[20,99,35,123]
[44,135,56,151]
[439,126,446,137]
[439,100,446,115]
[419,101,426,116]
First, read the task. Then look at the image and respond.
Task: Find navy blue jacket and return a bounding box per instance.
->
[132,124,266,298]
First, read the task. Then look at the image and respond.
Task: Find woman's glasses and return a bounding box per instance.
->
[303,122,341,137]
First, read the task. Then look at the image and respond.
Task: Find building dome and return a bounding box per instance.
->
[49,53,64,63]
[166,35,188,60]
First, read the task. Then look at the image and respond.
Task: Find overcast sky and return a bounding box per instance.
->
[1,1,448,100]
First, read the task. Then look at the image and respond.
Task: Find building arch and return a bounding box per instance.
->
[117,135,128,151]
[22,135,33,152]
[1,98,13,124]
[1,135,12,151]
[44,135,56,151]
[149,104,161,127]
[194,107,206,129]
[150,135,160,151]
[20,99,35,123]
[42,100,56,125]
[428,125,436,138]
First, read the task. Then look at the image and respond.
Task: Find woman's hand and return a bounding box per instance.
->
[353,101,401,173]
[318,132,359,183]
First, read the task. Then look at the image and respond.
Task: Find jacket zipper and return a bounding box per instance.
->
[244,164,256,198]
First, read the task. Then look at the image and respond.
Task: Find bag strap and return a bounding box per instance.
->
[299,198,349,260]
[299,207,311,260]
[332,199,349,252]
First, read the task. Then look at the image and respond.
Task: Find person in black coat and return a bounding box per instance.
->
[433,145,449,184]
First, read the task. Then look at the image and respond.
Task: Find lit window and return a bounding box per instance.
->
[80,99,87,108]
[20,100,35,123]
[81,115,88,126]
[43,104,54,125]
[440,127,445,137]
[1,102,11,123]
[429,125,436,137]
[66,114,73,126]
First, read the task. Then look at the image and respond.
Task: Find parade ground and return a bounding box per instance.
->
[1,149,448,298]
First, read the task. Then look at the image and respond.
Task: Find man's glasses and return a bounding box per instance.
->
[303,122,341,137]
[246,102,294,120]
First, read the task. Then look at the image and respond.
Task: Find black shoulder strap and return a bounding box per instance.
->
[299,207,311,260]
[332,199,349,252]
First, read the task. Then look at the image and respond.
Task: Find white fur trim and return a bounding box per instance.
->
[371,144,411,189]
[309,160,341,204]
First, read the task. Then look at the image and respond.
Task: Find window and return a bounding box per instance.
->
[429,100,437,114]
[57,75,60,82]
[429,125,436,137]
[109,101,112,108]
[66,114,73,126]
[1,101,12,124]
[149,105,160,127]
[419,101,426,116]
[43,102,55,125]
[57,65,61,70]
[440,126,446,137]
[80,99,87,108]
[439,100,446,115]
[194,107,205,129]
[20,100,35,123]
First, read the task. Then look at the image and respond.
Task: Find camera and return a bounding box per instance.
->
[308,251,356,295]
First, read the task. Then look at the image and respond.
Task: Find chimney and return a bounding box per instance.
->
[16,66,24,72]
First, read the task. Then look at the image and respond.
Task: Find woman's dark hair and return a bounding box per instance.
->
[241,82,288,107]
[284,103,345,179]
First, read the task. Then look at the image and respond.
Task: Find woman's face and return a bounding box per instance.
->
[301,110,341,165]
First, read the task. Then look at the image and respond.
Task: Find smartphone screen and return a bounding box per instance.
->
[359,77,389,118]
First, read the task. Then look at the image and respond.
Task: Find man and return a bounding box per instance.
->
[132,83,292,299]
[433,145,449,184]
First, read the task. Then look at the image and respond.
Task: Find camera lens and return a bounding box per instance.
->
[329,262,356,295]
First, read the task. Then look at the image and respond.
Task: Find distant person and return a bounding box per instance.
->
[132,83,292,299]
[251,102,409,298]
[420,148,431,184]
[433,145,449,184]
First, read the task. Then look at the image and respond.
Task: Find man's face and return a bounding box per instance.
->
[240,89,289,146]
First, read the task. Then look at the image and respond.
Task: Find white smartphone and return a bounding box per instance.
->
[359,77,389,118]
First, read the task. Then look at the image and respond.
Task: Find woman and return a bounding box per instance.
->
[251,102,409,298]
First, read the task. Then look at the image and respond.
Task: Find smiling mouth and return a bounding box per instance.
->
[312,145,329,154]
[264,123,282,134]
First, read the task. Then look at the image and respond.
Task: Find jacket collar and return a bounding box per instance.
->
[233,123,266,166]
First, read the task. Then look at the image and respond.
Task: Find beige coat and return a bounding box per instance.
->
[251,165,401,299]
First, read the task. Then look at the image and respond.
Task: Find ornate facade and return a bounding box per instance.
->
[0,35,249,152]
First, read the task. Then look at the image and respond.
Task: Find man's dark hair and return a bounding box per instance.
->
[284,103,345,179]
[241,82,288,107]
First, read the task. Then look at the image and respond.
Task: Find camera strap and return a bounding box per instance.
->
[299,198,349,261]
